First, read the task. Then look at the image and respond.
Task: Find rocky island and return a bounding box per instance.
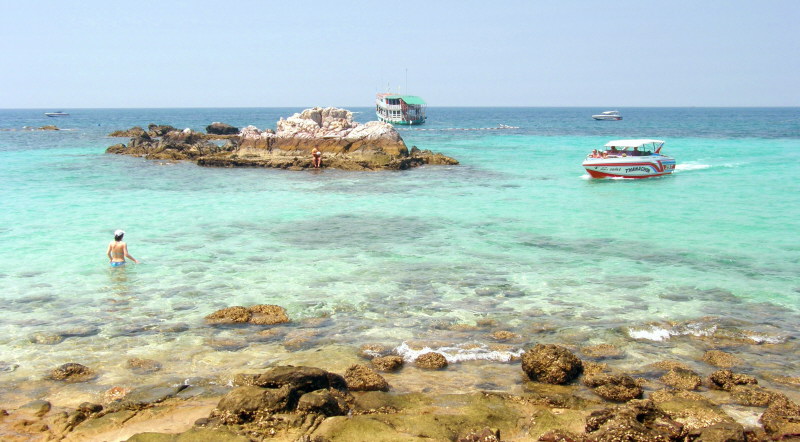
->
[106,107,458,171]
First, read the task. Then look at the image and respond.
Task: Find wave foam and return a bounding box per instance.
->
[394,341,524,363]
[627,320,788,344]
[675,163,711,172]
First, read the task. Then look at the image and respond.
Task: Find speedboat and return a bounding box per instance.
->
[44,111,69,117]
[582,139,676,179]
[592,110,622,120]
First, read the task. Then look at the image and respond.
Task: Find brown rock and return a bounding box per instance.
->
[730,385,777,407]
[760,395,800,439]
[344,364,390,392]
[29,332,64,345]
[660,368,702,390]
[583,373,643,402]
[521,344,583,385]
[692,421,745,442]
[205,306,251,325]
[708,369,757,391]
[490,330,520,341]
[248,304,289,325]
[457,427,501,441]
[649,360,691,372]
[415,352,448,370]
[215,385,292,423]
[585,399,682,441]
[206,122,239,135]
[126,358,162,374]
[372,355,404,372]
[702,350,742,368]
[49,363,96,383]
[297,389,346,416]
[103,386,130,402]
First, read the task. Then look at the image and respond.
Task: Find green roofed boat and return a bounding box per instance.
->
[375,93,427,125]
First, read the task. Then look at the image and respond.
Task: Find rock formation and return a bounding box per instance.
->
[106,107,458,171]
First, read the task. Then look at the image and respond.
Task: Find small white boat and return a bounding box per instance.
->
[583,139,676,179]
[592,110,622,120]
[44,111,69,117]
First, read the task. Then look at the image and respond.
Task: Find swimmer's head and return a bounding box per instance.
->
[114,229,125,241]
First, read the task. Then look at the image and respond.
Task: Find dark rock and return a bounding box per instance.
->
[660,368,702,390]
[414,352,448,370]
[344,364,390,391]
[585,399,683,441]
[215,385,292,423]
[583,373,643,402]
[297,389,346,416]
[249,366,336,394]
[708,369,757,391]
[692,421,745,441]
[147,124,177,137]
[206,122,239,135]
[116,385,189,410]
[48,363,96,383]
[77,402,103,414]
[521,344,583,384]
[372,355,404,372]
[109,126,145,137]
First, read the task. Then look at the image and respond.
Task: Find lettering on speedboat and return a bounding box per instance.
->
[625,166,651,173]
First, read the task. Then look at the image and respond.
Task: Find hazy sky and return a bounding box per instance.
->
[2,0,798,108]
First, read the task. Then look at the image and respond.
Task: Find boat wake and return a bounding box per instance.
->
[394,341,524,363]
[675,163,711,172]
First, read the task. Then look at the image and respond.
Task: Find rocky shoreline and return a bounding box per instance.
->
[2,304,799,441]
[106,108,458,171]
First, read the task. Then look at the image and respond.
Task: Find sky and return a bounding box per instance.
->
[1,0,798,108]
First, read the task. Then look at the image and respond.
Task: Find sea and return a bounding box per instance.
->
[0,107,798,406]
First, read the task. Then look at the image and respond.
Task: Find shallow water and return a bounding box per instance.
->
[0,107,798,406]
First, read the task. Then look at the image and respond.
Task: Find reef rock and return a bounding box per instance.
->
[521,344,583,384]
[660,368,702,390]
[760,395,800,439]
[702,350,742,368]
[107,107,458,171]
[708,369,757,391]
[205,304,289,326]
[583,373,643,402]
[585,399,683,441]
[372,355,404,372]
[49,363,96,383]
[415,352,448,369]
[343,364,390,391]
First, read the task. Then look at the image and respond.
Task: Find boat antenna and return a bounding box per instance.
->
[655,142,663,153]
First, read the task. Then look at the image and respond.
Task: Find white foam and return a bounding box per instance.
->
[394,341,524,363]
[675,163,711,172]
[742,332,787,344]
[627,325,675,341]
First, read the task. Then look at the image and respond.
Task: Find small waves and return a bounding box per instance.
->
[675,163,711,172]
[626,318,790,344]
[394,341,524,363]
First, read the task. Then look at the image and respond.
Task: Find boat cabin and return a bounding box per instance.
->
[599,139,664,157]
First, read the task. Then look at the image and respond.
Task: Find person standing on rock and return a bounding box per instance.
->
[107,230,139,267]
[311,147,322,168]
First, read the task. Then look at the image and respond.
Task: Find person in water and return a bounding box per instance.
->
[107,230,139,267]
[311,147,322,168]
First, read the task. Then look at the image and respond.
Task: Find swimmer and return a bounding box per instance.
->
[107,229,139,266]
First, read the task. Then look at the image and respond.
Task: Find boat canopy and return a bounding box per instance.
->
[385,95,426,105]
[604,139,664,148]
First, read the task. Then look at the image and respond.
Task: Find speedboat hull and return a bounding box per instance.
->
[583,156,676,178]
[592,115,622,120]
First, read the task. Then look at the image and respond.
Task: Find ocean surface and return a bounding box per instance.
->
[1,107,799,405]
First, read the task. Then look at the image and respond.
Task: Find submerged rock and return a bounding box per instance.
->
[660,368,702,390]
[415,352,448,370]
[372,355,404,372]
[49,363,96,383]
[581,344,624,359]
[521,344,583,385]
[205,304,289,326]
[126,358,162,374]
[702,350,742,368]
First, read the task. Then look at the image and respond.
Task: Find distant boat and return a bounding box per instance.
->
[592,110,622,121]
[375,94,427,125]
[44,111,69,117]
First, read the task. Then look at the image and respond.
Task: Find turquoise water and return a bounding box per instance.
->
[1,108,799,403]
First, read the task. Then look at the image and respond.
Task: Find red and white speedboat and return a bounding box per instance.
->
[583,139,676,179]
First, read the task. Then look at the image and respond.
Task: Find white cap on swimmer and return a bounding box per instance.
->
[114,229,125,237]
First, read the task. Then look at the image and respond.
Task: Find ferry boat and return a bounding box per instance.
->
[44,111,69,117]
[592,110,622,120]
[582,139,676,179]
[375,93,427,125]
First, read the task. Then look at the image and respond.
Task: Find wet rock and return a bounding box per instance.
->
[103,386,130,402]
[691,421,745,441]
[702,350,742,368]
[60,325,101,337]
[650,388,709,404]
[581,344,624,359]
[585,399,683,441]
[415,352,448,370]
[29,332,64,345]
[760,395,800,440]
[359,343,391,360]
[583,373,643,402]
[344,364,390,392]
[206,122,239,135]
[77,402,103,414]
[127,427,251,441]
[205,306,251,324]
[708,369,757,391]
[297,389,346,416]
[654,392,735,434]
[18,400,51,417]
[114,384,188,410]
[660,368,702,390]
[48,363,96,383]
[126,358,162,374]
[490,330,520,341]
[215,385,292,423]
[649,360,692,372]
[521,344,583,385]
[730,385,777,407]
[372,355,404,372]
[246,366,341,393]
[247,304,289,325]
